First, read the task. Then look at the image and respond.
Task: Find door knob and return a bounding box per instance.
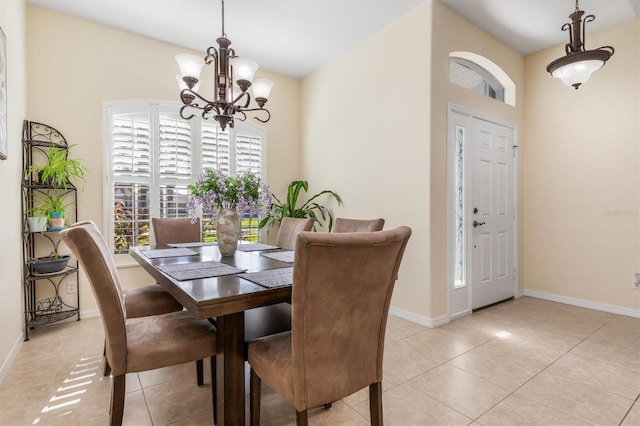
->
[473,220,486,228]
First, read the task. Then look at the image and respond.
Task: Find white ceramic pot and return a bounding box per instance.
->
[27,216,48,232]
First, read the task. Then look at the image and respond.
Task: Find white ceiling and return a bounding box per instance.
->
[27,0,639,78]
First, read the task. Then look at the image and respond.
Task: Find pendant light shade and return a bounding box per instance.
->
[546,1,614,89]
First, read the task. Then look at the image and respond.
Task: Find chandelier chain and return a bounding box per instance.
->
[221,0,226,38]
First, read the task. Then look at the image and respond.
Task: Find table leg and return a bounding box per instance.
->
[216,312,245,426]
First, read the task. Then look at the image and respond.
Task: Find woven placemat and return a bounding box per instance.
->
[260,251,295,263]
[142,248,198,259]
[238,267,293,288]
[156,261,246,281]
[236,243,280,252]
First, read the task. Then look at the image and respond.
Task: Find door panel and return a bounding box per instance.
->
[471,119,515,309]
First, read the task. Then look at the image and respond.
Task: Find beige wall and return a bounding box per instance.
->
[301,0,525,322]
[0,0,27,376]
[301,2,433,321]
[429,1,525,318]
[523,18,640,311]
[26,5,301,313]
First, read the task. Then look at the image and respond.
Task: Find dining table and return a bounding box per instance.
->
[130,243,294,426]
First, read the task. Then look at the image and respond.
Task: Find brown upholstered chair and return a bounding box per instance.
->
[60,221,218,426]
[248,227,412,426]
[103,285,184,376]
[275,217,314,250]
[151,217,201,248]
[333,217,385,232]
[67,221,185,378]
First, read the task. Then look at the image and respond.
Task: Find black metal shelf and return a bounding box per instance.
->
[21,120,80,341]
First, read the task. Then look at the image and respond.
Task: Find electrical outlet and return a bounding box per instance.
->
[67,281,77,294]
[633,273,640,290]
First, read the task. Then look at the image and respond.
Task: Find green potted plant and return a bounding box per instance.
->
[25,198,49,233]
[31,249,71,274]
[26,144,88,189]
[258,180,342,231]
[40,191,71,230]
[29,192,72,273]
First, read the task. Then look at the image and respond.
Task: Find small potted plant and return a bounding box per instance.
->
[31,250,71,274]
[25,203,48,233]
[26,144,88,189]
[40,191,71,230]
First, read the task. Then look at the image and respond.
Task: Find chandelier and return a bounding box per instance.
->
[175,0,273,130]
[546,0,614,89]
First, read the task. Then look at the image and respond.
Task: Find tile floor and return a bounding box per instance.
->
[1,296,638,425]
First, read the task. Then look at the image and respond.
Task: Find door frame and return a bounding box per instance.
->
[446,103,519,320]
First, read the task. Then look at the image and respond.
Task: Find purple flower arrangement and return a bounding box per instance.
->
[188,169,272,221]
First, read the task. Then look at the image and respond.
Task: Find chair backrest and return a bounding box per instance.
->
[275,217,314,250]
[59,221,128,376]
[290,227,411,410]
[333,217,385,233]
[151,217,201,248]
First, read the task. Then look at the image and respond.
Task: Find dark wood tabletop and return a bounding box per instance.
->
[130,245,292,426]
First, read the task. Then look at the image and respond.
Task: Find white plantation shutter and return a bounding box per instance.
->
[111,113,152,254]
[105,102,266,256]
[158,113,192,219]
[236,133,262,177]
[202,122,231,174]
[159,115,192,180]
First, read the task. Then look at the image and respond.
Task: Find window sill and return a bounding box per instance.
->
[114,253,142,269]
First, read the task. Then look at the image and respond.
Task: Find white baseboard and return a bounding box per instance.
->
[0,332,24,386]
[516,288,525,298]
[389,306,449,328]
[524,290,640,319]
[80,309,100,319]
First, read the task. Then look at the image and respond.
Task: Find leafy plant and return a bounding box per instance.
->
[26,144,88,190]
[258,180,342,231]
[35,191,71,222]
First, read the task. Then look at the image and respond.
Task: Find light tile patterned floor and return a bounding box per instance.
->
[1,297,638,425]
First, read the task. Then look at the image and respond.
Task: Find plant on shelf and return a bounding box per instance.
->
[31,249,71,274]
[37,191,71,229]
[26,144,88,189]
[258,180,342,231]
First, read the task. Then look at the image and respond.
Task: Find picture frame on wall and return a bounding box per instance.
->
[0,26,6,160]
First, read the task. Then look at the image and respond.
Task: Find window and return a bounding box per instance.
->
[454,126,466,289]
[104,102,266,256]
[449,57,505,102]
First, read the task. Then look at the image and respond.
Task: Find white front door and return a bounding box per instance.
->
[470,118,516,309]
[447,107,517,317]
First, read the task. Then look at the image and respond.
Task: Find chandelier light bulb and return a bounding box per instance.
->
[175,54,205,88]
[252,78,274,106]
[231,57,259,90]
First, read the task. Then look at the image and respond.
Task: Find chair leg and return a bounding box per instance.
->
[210,357,217,425]
[197,359,204,386]
[103,341,111,377]
[295,410,308,426]
[369,382,383,426]
[250,368,261,426]
[110,374,126,426]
